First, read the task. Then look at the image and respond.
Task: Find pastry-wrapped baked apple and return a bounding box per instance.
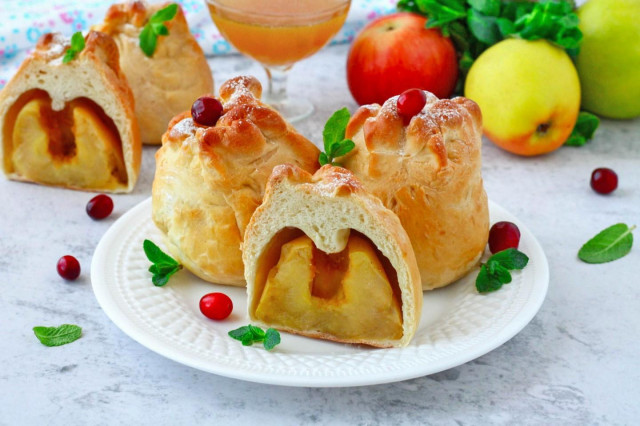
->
[243,164,422,348]
[341,91,489,290]
[152,76,319,286]
[94,1,213,144]
[0,31,141,192]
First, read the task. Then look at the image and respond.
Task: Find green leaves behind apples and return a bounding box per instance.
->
[62,32,85,64]
[319,108,355,166]
[476,248,529,293]
[143,239,182,286]
[33,324,82,347]
[228,325,281,350]
[565,112,600,147]
[139,3,178,57]
[397,0,582,91]
[578,224,636,264]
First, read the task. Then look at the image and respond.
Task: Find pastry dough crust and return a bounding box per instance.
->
[341,92,489,290]
[94,1,213,144]
[243,164,422,348]
[0,31,141,193]
[152,76,320,286]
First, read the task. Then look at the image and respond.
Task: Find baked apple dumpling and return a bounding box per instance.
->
[94,1,214,144]
[243,164,422,348]
[152,76,319,286]
[0,31,141,192]
[340,91,490,290]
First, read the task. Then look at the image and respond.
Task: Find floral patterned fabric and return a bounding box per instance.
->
[0,0,397,88]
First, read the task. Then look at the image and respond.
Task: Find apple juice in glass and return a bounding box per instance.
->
[206,0,351,122]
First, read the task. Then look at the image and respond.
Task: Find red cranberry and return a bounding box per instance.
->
[199,292,233,320]
[86,194,113,220]
[397,88,427,125]
[590,168,618,194]
[57,255,81,280]
[191,96,223,126]
[488,221,521,254]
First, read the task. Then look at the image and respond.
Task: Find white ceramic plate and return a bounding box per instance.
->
[91,198,548,387]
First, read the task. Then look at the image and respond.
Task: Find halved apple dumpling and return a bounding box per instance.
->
[0,31,141,192]
[243,164,422,348]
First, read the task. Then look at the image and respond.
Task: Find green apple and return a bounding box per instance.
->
[577,0,640,119]
[465,39,581,156]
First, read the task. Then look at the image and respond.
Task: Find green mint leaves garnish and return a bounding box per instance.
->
[565,112,600,147]
[143,239,182,286]
[33,324,82,347]
[476,248,529,293]
[319,107,355,166]
[578,223,635,264]
[62,32,85,64]
[228,325,281,350]
[139,3,178,57]
[397,0,582,91]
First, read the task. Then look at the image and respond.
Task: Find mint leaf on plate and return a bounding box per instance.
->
[229,325,281,351]
[476,248,529,293]
[143,239,182,286]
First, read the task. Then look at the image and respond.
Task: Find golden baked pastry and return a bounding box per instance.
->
[152,76,320,286]
[0,31,141,193]
[341,91,489,290]
[94,1,213,144]
[243,164,422,348]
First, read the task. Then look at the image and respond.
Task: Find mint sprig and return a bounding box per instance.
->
[319,108,355,166]
[62,32,85,64]
[578,223,635,264]
[33,324,82,347]
[476,248,529,293]
[228,325,281,350]
[565,112,600,147]
[397,0,582,92]
[143,239,182,286]
[139,3,178,57]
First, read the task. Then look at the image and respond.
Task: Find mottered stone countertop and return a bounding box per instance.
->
[1,44,639,425]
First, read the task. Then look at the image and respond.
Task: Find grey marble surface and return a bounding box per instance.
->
[1,44,639,425]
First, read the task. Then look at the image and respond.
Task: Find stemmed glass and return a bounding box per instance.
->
[205,0,351,122]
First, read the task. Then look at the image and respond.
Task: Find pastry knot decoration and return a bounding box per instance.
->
[94,1,214,144]
[242,164,422,348]
[341,91,490,290]
[0,31,141,192]
[152,76,320,286]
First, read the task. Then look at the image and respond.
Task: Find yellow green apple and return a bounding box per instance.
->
[576,0,640,119]
[464,38,581,156]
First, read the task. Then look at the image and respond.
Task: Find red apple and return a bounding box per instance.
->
[347,12,458,105]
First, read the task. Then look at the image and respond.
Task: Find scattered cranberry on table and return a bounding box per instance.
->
[57,255,81,281]
[199,292,233,320]
[396,88,427,124]
[590,167,618,194]
[488,221,521,254]
[191,96,223,126]
[86,194,114,220]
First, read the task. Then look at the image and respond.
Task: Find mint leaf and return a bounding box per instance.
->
[139,3,178,57]
[33,324,82,347]
[578,224,635,264]
[322,108,350,154]
[229,325,281,350]
[143,239,182,286]
[62,32,85,64]
[565,112,600,147]
[319,108,355,167]
[263,328,281,351]
[476,248,529,293]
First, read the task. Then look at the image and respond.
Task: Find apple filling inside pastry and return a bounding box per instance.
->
[253,228,403,341]
[4,89,126,190]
